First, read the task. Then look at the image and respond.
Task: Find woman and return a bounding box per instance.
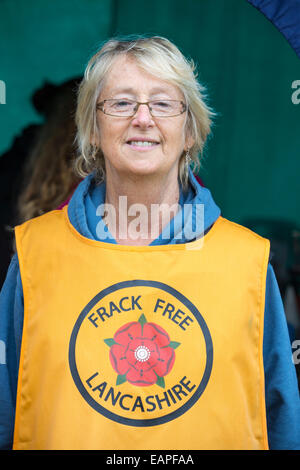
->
[0,36,299,450]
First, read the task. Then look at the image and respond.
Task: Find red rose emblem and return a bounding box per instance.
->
[104,314,180,387]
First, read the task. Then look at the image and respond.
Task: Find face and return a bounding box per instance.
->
[95,55,193,181]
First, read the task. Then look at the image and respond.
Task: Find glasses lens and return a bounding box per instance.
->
[150,100,183,116]
[104,99,135,116]
[102,99,185,116]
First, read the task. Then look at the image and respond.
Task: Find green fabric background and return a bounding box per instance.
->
[0,0,299,230]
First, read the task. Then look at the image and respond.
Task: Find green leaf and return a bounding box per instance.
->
[103,338,116,347]
[155,375,165,389]
[116,374,127,386]
[169,341,181,349]
[138,314,147,334]
[138,314,147,326]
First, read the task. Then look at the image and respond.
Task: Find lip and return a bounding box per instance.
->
[126,137,160,151]
[126,136,160,143]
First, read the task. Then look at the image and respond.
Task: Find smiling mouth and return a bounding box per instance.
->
[126,140,160,149]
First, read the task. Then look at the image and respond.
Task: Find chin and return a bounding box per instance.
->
[120,158,165,177]
[126,165,162,178]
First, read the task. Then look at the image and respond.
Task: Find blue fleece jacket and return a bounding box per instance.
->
[0,169,299,450]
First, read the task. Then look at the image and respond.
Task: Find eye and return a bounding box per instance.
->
[113,100,132,108]
[152,101,171,108]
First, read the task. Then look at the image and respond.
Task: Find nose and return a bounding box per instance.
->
[132,103,154,128]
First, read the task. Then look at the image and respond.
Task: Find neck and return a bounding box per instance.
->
[104,169,181,245]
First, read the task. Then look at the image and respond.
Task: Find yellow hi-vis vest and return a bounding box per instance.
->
[13,207,270,450]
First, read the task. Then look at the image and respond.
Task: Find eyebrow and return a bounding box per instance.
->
[109,86,177,97]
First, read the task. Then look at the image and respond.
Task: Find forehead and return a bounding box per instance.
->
[100,55,183,99]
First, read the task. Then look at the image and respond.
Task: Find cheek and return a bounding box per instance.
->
[97,119,120,150]
[163,117,187,142]
[166,125,187,150]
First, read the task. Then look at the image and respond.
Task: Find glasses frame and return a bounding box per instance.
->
[96,99,187,117]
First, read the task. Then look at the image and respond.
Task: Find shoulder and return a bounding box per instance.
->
[14,209,68,259]
[218,216,269,242]
[16,208,65,231]
[215,216,271,257]
[15,208,66,241]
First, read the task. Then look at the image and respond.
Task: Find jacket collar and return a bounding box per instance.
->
[67,168,221,244]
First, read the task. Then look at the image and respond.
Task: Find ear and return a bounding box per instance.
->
[183,118,195,151]
[90,130,100,149]
[184,133,195,152]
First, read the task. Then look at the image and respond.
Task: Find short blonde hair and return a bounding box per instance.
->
[75,35,215,188]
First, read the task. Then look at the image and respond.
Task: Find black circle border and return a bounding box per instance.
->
[69,279,213,427]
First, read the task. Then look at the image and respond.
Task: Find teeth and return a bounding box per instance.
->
[129,141,157,146]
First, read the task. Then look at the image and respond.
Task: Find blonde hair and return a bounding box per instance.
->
[75,35,215,189]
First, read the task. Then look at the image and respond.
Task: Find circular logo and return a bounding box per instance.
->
[69,280,213,427]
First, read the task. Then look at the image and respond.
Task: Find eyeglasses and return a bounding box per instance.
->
[96,99,187,117]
